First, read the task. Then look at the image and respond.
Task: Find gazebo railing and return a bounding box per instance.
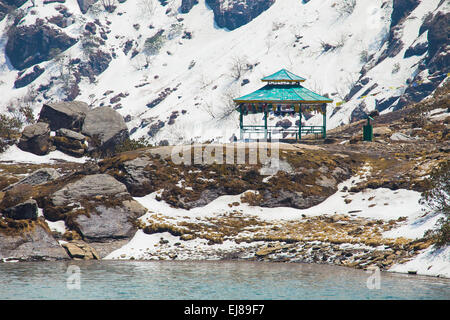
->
[241,125,324,140]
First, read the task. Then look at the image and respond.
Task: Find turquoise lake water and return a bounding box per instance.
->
[0,260,448,300]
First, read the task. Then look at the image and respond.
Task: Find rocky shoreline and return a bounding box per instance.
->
[0,94,449,279]
[0,140,447,277]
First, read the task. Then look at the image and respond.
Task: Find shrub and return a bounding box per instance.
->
[113,137,152,154]
[144,30,165,56]
[167,23,183,40]
[360,49,370,64]
[229,56,252,80]
[0,105,36,153]
[422,161,449,246]
[392,62,400,74]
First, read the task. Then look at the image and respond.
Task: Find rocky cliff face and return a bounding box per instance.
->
[180,0,198,14]
[393,10,450,110]
[206,0,275,30]
[6,18,77,70]
[358,0,450,112]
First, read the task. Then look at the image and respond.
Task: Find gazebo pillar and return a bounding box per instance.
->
[264,105,268,140]
[298,104,302,141]
[322,103,327,139]
[239,105,243,140]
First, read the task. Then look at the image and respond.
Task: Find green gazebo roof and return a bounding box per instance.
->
[261,69,306,82]
[233,84,333,104]
[234,69,332,105]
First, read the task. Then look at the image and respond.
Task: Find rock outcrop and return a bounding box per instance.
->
[82,107,129,154]
[3,199,38,220]
[78,50,112,81]
[52,128,88,157]
[3,168,61,192]
[205,0,275,30]
[394,11,450,110]
[100,145,356,210]
[18,101,128,157]
[180,0,198,13]
[61,240,100,260]
[6,19,77,70]
[17,122,51,155]
[39,101,89,131]
[0,220,68,262]
[46,174,146,242]
[14,65,45,89]
[50,174,129,206]
[77,0,98,14]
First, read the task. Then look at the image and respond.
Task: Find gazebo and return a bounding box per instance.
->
[233,69,333,141]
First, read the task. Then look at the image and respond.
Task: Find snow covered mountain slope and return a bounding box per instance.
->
[0,0,448,144]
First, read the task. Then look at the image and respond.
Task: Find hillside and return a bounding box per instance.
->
[0,0,449,145]
[0,79,448,277]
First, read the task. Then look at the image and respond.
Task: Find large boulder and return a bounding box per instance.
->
[390,0,421,28]
[39,101,89,131]
[47,174,146,242]
[5,19,77,70]
[14,65,45,89]
[73,199,147,241]
[2,199,38,220]
[81,107,129,154]
[17,122,51,155]
[51,174,129,206]
[205,0,275,30]
[52,128,88,157]
[0,221,68,261]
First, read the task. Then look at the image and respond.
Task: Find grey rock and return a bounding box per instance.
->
[51,174,129,207]
[5,19,77,70]
[48,174,146,242]
[390,132,418,141]
[20,122,50,139]
[39,101,89,131]
[56,128,86,141]
[53,128,88,157]
[0,223,68,261]
[119,156,155,196]
[14,65,45,89]
[205,0,275,31]
[2,168,60,192]
[17,122,51,155]
[260,189,327,209]
[74,200,147,241]
[61,240,100,260]
[77,0,98,14]
[3,199,38,220]
[180,0,198,13]
[81,107,129,153]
